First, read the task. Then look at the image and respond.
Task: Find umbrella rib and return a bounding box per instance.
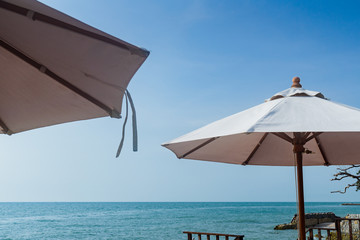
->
[0,0,149,57]
[271,132,293,143]
[0,118,11,135]
[314,135,330,166]
[242,133,269,165]
[0,39,118,118]
[305,132,323,142]
[179,137,219,159]
[303,132,311,140]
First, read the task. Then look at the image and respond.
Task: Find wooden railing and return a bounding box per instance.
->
[306,225,335,240]
[183,231,244,240]
[306,218,360,240]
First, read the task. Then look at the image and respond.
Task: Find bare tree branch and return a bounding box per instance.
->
[331,183,357,194]
[331,165,360,194]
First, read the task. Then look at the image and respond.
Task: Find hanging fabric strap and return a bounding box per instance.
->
[116,93,128,158]
[126,90,138,152]
[116,89,138,157]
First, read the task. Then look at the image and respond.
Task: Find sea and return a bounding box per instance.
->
[0,202,358,240]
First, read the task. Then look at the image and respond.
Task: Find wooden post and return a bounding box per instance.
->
[187,233,192,240]
[309,229,314,240]
[296,150,306,240]
[335,219,342,240]
[349,220,353,240]
[206,235,210,240]
[292,132,307,240]
[317,229,322,239]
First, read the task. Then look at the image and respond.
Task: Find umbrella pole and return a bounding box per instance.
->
[295,149,306,240]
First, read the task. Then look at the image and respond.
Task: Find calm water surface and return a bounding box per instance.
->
[0,202,359,239]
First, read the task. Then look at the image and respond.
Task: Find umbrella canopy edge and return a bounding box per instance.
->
[0,0,150,57]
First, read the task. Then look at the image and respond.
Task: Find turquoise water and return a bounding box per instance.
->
[0,202,359,239]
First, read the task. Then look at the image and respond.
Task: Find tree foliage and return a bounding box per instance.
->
[331,165,360,194]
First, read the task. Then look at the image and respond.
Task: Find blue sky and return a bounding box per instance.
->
[1,0,360,202]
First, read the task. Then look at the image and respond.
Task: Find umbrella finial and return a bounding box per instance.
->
[291,77,302,88]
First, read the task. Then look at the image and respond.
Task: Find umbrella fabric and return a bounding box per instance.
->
[0,0,149,135]
[163,85,360,166]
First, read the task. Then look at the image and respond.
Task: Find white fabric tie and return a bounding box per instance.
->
[116,90,138,157]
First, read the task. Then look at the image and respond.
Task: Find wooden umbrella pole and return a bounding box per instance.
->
[292,132,306,240]
[296,150,306,240]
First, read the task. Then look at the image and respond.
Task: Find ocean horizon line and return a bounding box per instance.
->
[0,201,358,203]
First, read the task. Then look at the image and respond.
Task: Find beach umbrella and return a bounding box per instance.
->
[0,0,149,156]
[162,77,360,240]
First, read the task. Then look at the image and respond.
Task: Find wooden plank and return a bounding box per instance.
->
[318,229,322,239]
[187,233,192,240]
[313,222,335,230]
[335,220,342,240]
[349,220,353,240]
[309,229,314,240]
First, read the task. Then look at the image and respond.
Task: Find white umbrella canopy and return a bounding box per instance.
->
[163,79,360,166]
[0,0,149,135]
[162,77,360,240]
